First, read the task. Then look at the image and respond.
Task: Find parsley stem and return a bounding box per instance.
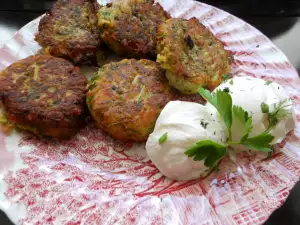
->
[228,129,232,142]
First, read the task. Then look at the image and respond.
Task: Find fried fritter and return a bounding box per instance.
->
[0,55,87,139]
[157,18,233,94]
[36,0,103,65]
[98,0,170,58]
[87,59,174,142]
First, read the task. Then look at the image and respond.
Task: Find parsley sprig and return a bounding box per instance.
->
[185,140,227,168]
[184,87,292,170]
[265,99,292,131]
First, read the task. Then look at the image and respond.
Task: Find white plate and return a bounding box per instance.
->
[0,0,300,224]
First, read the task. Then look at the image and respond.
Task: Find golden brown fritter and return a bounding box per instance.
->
[0,55,87,139]
[157,18,233,94]
[36,0,103,65]
[87,59,174,142]
[98,0,170,58]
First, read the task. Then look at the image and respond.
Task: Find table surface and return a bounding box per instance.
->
[0,4,300,225]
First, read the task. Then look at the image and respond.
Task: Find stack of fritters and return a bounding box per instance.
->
[0,0,232,141]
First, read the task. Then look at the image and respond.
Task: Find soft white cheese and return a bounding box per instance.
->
[207,76,295,145]
[146,101,226,180]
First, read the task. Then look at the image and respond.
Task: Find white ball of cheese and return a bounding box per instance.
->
[207,76,295,145]
[146,101,226,180]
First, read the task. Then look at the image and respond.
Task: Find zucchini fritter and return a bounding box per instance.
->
[0,55,87,139]
[36,0,103,65]
[87,59,174,142]
[157,18,233,94]
[98,0,170,58]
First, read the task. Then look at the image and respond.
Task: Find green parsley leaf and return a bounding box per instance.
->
[241,132,274,152]
[223,74,230,81]
[229,80,233,85]
[242,143,272,152]
[261,102,269,113]
[267,99,292,130]
[158,132,168,144]
[233,105,249,124]
[184,140,227,168]
[198,88,217,108]
[232,106,253,141]
[265,80,272,85]
[198,88,233,138]
[241,117,253,142]
[215,90,233,130]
